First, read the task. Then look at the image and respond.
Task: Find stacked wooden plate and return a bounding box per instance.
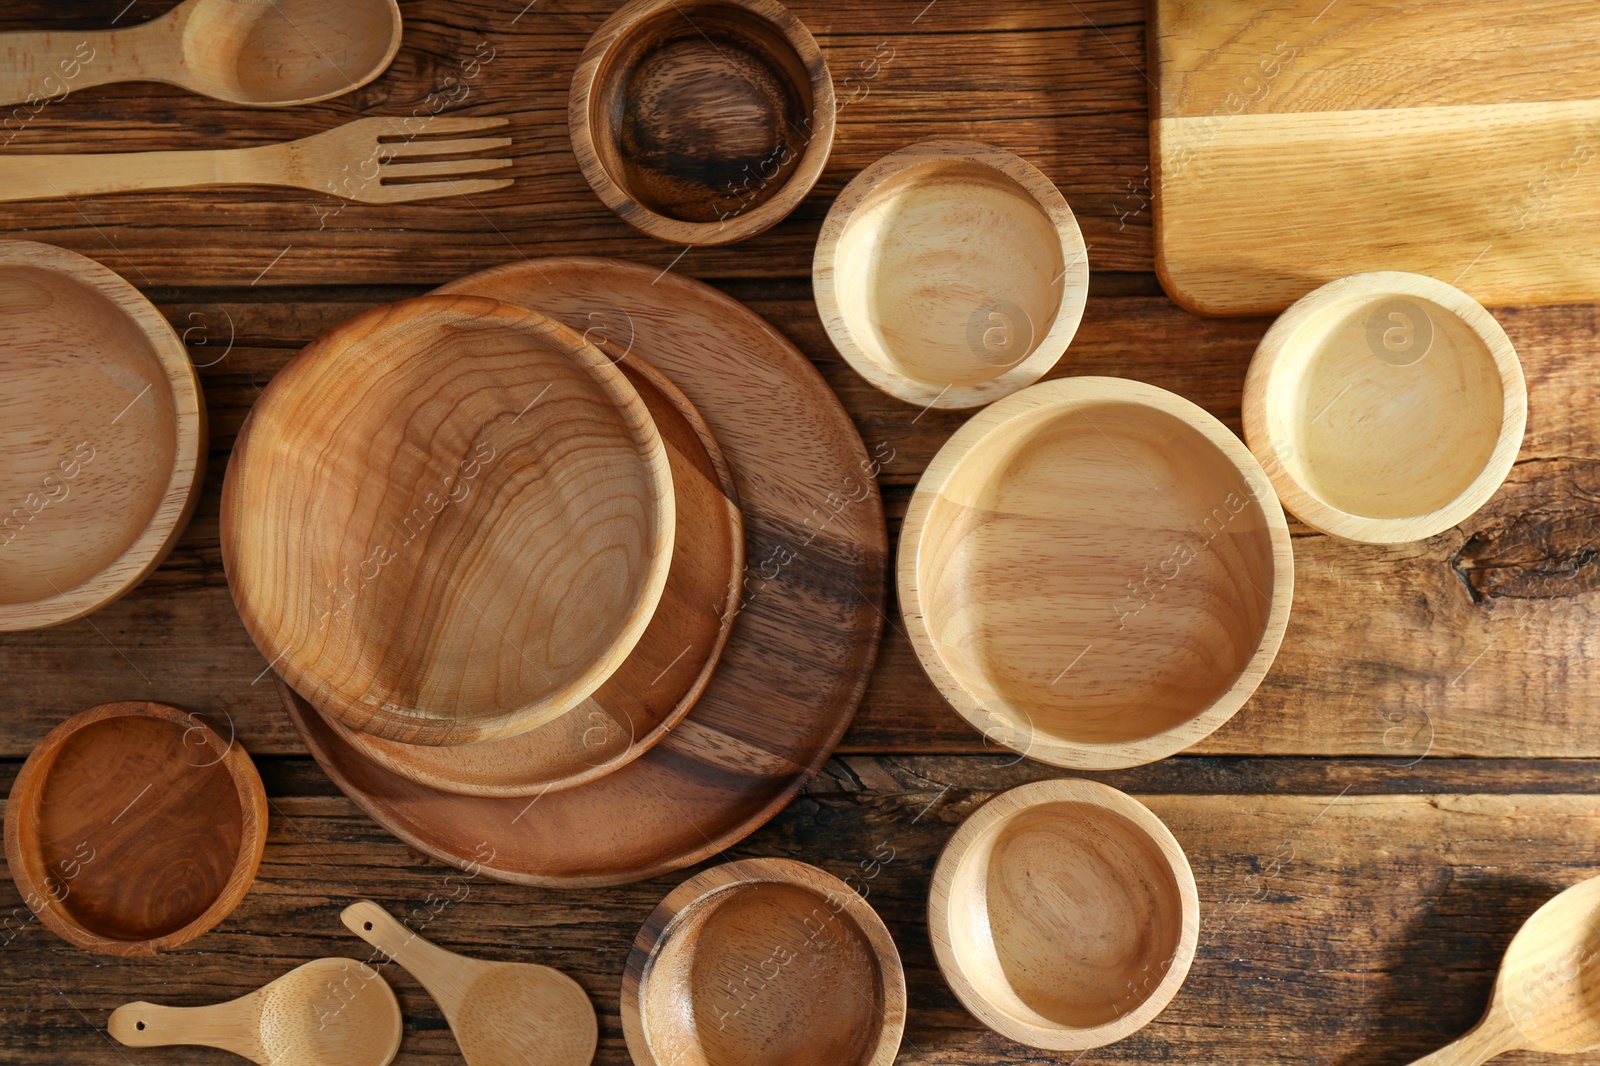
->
[224,259,888,887]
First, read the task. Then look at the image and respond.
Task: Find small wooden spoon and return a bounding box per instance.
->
[342,900,597,1066]
[1406,875,1600,1064]
[0,0,402,108]
[108,957,401,1065]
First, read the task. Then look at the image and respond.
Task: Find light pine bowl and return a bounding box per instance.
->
[814,140,1089,409]
[0,240,205,632]
[1243,270,1527,544]
[929,778,1199,1051]
[221,296,675,747]
[899,376,1293,769]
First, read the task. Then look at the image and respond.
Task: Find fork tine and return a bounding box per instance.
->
[372,116,511,140]
[382,136,513,159]
[381,158,513,180]
[367,178,515,204]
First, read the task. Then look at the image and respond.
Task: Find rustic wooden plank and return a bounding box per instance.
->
[3,759,1599,1063]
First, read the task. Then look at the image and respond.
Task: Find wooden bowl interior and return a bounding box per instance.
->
[640,880,892,1066]
[943,799,1185,1031]
[0,263,177,605]
[19,714,245,943]
[832,159,1066,391]
[590,1,817,225]
[917,397,1278,747]
[1265,292,1507,521]
[179,0,399,105]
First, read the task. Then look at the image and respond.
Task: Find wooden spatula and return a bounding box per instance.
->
[342,900,597,1066]
[108,957,401,1066]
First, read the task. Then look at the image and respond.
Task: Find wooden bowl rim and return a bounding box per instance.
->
[927,778,1199,1050]
[222,294,676,746]
[0,240,206,632]
[621,857,907,1066]
[813,139,1089,410]
[897,375,1294,769]
[2,701,267,956]
[568,0,837,247]
[321,345,745,795]
[1243,270,1528,544]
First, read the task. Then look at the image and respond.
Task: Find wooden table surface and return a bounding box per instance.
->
[4,1,1599,1063]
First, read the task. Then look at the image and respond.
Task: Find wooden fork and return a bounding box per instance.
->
[0,115,513,203]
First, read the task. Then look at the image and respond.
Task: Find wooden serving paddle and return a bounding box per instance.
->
[342,900,597,1066]
[108,957,400,1066]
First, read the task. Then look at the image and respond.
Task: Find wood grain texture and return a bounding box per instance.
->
[107,957,402,1066]
[622,857,906,1066]
[570,0,836,245]
[3,702,266,956]
[222,295,676,747]
[326,350,744,796]
[1150,0,1600,315]
[0,240,205,631]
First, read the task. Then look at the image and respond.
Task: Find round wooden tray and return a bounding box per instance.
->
[280,257,886,887]
[323,349,744,796]
[0,240,206,632]
[4,701,267,956]
[223,295,675,746]
[622,858,906,1066]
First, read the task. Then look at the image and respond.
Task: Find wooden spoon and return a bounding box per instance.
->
[108,957,401,1065]
[1406,874,1600,1064]
[342,900,597,1066]
[0,0,402,108]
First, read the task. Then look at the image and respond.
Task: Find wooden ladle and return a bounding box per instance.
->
[108,957,401,1065]
[1406,875,1600,1064]
[0,0,402,108]
[342,900,597,1066]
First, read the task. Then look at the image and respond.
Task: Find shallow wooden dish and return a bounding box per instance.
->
[326,349,743,795]
[0,240,205,632]
[570,0,835,246]
[899,376,1293,769]
[622,858,906,1066]
[222,295,674,747]
[3,701,267,956]
[1243,271,1528,544]
[814,140,1089,409]
[279,255,886,888]
[929,779,1198,1051]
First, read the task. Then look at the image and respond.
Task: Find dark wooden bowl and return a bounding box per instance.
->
[3,702,267,956]
[570,0,835,246]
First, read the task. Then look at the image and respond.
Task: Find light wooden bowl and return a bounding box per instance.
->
[622,858,906,1066]
[813,140,1089,409]
[570,0,835,246]
[0,240,205,632]
[899,376,1293,769]
[929,779,1198,1050]
[222,296,675,747]
[4,702,267,956]
[324,348,743,795]
[1243,271,1528,544]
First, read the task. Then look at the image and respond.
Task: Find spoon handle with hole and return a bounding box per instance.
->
[342,900,470,1016]
[108,1000,264,1064]
[1404,1017,1517,1065]
[0,19,175,109]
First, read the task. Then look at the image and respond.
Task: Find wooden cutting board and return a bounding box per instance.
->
[1150,0,1600,315]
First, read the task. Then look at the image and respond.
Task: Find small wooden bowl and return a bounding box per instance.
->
[325,348,744,795]
[900,376,1293,769]
[929,779,1198,1050]
[0,240,205,632]
[623,858,906,1066]
[570,0,836,246]
[222,296,675,746]
[1243,271,1528,544]
[4,702,267,956]
[814,140,1089,409]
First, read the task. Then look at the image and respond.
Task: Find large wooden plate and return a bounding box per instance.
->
[282,257,887,888]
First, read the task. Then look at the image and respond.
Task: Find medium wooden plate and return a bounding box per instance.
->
[280,257,886,887]
[323,350,744,796]
[0,240,206,632]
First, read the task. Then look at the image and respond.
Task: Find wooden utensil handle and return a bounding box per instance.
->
[0,143,284,203]
[341,900,464,1011]
[108,1001,259,1060]
[0,24,167,110]
[1405,1019,1515,1065]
